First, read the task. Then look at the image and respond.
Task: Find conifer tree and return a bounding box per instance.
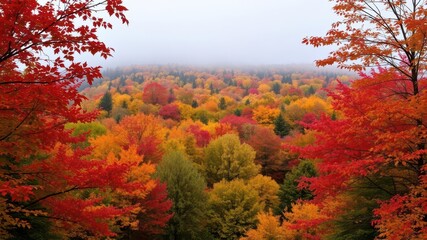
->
[99,91,113,116]
[218,97,227,110]
[273,114,291,137]
[272,82,281,94]
[276,160,317,214]
[191,100,198,108]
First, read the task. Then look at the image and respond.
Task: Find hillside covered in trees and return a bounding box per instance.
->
[72,64,352,239]
[2,0,427,239]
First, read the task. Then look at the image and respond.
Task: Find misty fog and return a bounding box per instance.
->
[81,0,337,67]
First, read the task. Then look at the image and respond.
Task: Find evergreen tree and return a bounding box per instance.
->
[272,82,281,94]
[136,74,144,84]
[121,100,128,109]
[307,85,316,96]
[192,110,209,124]
[273,114,291,137]
[218,97,226,110]
[98,91,113,116]
[191,100,199,108]
[328,176,393,240]
[276,160,317,214]
[331,111,337,120]
[281,75,292,83]
[119,76,125,86]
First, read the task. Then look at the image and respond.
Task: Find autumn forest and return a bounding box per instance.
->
[1,0,427,240]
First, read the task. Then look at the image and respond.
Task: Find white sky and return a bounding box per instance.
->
[87,0,337,67]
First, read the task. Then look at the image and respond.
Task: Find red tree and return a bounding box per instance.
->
[143,82,169,105]
[27,145,142,237]
[294,69,427,237]
[220,115,256,135]
[188,125,211,147]
[132,181,173,238]
[300,1,427,237]
[119,114,165,164]
[246,126,284,181]
[0,0,133,238]
[159,103,181,121]
[248,88,259,95]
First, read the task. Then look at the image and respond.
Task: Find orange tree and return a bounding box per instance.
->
[300,0,427,238]
[0,0,139,238]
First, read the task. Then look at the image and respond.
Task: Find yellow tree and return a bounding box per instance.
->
[281,202,330,239]
[241,212,285,240]
[203,134,260,186]
[257,83,271,94]
[176,102,194,120]
[90,125,129,159]
[119,113,166,163]
[285,95,331,123]
[207,179,261,240]
[247,175,280,211]
[252,105,280,126]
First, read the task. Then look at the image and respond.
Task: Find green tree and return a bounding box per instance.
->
[191,100,198,108]
[65,122,107,139]
[273,114,291,138]
[207,179,261,240]
[135,74,144,84]
[191,109,210,124]
[272,82,281,94]
[328,175,395,240]
[65,122,107,148]
[155,151,208,240]
[121,100,128,109]
[203,134,260,186]
[331,111,337,120]
[218,97,226,110]
[276,160,317,214]
[306,85,316,96]
[99,91,113,116]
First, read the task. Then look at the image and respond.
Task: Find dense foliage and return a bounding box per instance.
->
[300,0,427,239]
[75,64,346,239]
[3,0,423,239]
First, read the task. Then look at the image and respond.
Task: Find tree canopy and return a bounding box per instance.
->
[300,0,427,238]
[203,134,260,186]
[155,151,208,240]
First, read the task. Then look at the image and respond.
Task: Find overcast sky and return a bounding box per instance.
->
[87,0,337,67]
